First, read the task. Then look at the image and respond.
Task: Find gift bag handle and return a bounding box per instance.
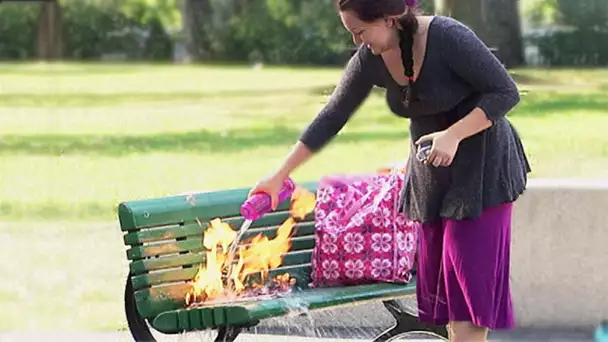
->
[338,171,402,223]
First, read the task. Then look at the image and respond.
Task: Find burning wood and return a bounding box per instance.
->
[184,186,316,308]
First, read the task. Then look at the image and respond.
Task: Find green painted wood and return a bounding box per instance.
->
[239,236,314,252]
[118,182,318,231]
[123,220,315,249]
[248,281,417,321]
[134,283,189,318]
[132,264,312,318]
[152,305,256,333]
[120,181,321,321]
[123,221,209,246]
[126,238,203,260]
[130,256,312,291]
[128,237,314,276]
[130,253,204,275]
[241,222,315,241]
[223,210,314,232]
[151,281,417,334]
[132,267,198,290]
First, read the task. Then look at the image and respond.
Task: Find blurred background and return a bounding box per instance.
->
[0,0,606,336]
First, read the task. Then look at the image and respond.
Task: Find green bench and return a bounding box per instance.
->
[117,181,448,342]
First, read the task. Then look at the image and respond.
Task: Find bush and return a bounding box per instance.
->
[0,4,38,60]
[532,29,608,66]
[0,1,173,61]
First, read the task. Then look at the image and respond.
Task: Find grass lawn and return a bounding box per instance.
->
[1,63,607,221]
[0,63,607,332]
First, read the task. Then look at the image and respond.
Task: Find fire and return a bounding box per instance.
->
[185,186,316,307]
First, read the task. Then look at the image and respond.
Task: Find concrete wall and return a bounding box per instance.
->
[511,179,608,328]
[260,178,608,333]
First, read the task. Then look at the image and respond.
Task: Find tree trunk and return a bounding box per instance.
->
[181,0,212,61]
[36,0,63,60]
[434,0,524,68]
[483,0,524,68]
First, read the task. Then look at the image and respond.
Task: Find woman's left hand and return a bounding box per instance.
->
[415,130,461,167]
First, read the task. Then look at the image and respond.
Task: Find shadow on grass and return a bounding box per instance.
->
[512,92,608,117]
[510,72,558,85]
[0,125,408,156]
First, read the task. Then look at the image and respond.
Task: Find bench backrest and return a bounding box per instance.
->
[117,182,318,320]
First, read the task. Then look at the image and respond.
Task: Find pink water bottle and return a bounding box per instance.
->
[241,178,296,220]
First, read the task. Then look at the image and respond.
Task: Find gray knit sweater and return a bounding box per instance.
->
[299,16,531,223]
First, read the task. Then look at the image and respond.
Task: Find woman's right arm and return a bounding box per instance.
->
[274,46,377,177]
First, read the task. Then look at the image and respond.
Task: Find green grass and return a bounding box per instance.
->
[1,64,608,221]
[0,63,607,332]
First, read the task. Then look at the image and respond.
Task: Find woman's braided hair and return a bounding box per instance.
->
[336,0,420,107]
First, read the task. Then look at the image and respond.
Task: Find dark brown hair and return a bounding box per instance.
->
[337,0,421,107]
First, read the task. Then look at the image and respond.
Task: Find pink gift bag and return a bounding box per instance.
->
[310,171,418,288]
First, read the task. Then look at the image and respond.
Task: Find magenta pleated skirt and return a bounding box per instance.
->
[415,202,515,330]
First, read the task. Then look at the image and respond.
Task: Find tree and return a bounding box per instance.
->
[181,0,213,61]
[36,0,63,60]
[434,0,524,67]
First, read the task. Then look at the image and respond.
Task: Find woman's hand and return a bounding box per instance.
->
[248,172,287,210]
[415,130,461,167]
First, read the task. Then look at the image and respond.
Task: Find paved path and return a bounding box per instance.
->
[0,328,596,342]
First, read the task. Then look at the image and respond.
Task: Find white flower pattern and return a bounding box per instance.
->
[343,233,364,253]
[321,234,338,254]
[371,233,392,252]
[371,259,392,279]
[322,260,340,280]
[371,207,392,228]
[344,260,364,279]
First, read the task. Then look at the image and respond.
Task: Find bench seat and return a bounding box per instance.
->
[152,281,417,334]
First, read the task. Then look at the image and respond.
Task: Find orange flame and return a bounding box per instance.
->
[185,186,316,307]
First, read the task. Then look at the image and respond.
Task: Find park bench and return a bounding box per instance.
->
[117,181,449,342]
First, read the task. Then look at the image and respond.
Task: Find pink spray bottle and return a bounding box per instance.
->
[240,178,296,221]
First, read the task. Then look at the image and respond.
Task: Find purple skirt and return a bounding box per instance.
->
[415,202,515,329]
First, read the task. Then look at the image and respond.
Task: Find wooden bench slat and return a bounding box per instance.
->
[130,253,205,275]
[131,251,313,290]
[118,182,318,231]
[123,222,207,245]
[223,211,314,233]
[126,233,315,261]
[150,281,418,334]
[123,220,315,247]
[127,224,316,275]
[127,238,203,260]
[133,265,313,318]
[241,221,315,241]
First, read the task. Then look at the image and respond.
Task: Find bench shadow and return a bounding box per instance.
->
[0,125,409,156]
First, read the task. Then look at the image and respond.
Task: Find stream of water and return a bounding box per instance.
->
[225,219,253,288]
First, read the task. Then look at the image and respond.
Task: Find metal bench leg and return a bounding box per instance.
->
[215,326,242,342]
[124,275,157,342]
[373,300,448,341]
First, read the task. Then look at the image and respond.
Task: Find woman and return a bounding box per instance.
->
[249,0,531,341]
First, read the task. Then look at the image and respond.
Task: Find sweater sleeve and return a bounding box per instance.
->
[298,47,375,152]
[441,20,520,122]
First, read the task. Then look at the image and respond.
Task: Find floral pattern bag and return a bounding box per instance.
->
[310,171,418,288]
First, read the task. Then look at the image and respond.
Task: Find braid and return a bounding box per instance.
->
[397,12,419,107]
